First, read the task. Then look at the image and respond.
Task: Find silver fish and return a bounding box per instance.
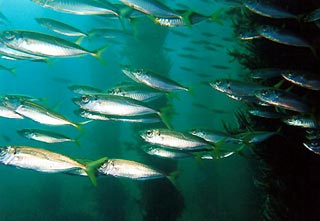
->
[122,66,188,92]
[259,26,311,48]
[68,85,103,94]
[107,85,165,102]
[249,68,282,80]
[35,17,87,37]
[255,89,310,113]
[32,0,119,16]
[97,159,166,180]
[243,1,297,19]
[305,8,320,22]
[189,129,240,144]
[303,139,320,155]
[0,39,47,61]
[141,145,194,159]
[73,94,159,117]
[18,129,78,144]
[281,70,320,91]
[140,129,212,151]
[235,131,276,143]
[0,146,84,172]
[282,116,318,128]
[210,79,267,96]
[0,30,104,58]
[5,99,80,128]
[0,146,106,185]
[120,0,180,18]
[75,109,160,123]
[248,107,286,119]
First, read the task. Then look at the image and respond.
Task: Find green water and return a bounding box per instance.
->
[0,0,260,220]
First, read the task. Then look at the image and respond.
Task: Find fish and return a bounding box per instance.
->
[248,107,286,119]
[234,131,277,144]
[281,70,320,91]
[5,99,81,128]
[121,66,188,92]
[153,9,222,27]
[0,146,107,185]
[211,65,229,70]
[239,30,261,40]
[31,0,119,16]
[243,1,297,19]
[68,85,104,94]
[120,0,180,18]
[303,139,320,155]
[141,144,217,160]
[73,94,159,117]
[97,159,166,180]
[141,144,194,159]
[75,109,160,123]
[0,102,24,119]
[0,39,47,61]
[0,30,105,59]
[210,79,268,97]
[282,115,318,128]
[0,64,15,76]
[249,68,282,80]
[140,129,212,151]
[304,8,320,22]
[17,129,80,144]
[189,129,240,144]
[258,26,311,48]
[35,17,87,37]
[255,88,310,113]
[107,84,165,102]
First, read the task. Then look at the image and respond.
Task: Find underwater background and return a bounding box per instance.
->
[2,0,320,220]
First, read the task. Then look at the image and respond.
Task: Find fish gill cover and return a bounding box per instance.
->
[2,0,318,220]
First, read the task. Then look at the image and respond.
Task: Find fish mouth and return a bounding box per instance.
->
[72,98,82,106]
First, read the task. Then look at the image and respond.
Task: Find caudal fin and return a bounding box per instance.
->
[85,157,108,186]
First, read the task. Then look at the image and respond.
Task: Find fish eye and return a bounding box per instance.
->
[146,130,153,137]
[81,95,89,103]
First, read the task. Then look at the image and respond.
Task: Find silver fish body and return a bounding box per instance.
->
[281,70,320,91]
[107,85,165,102]
[282,116,318,128]
[68,85,103,94]
[141,145,194,159]
[243,2,297,19]
[8,99,79,128]
[210,79,267,96]
[122,67,188,92]
[18,129,75,144]
[140,129,212,151]
[0,146,86,173]
[75,109,160,123]
[120,0,180,18]
[259,26,311,48]
[189,129,240,144]
[255,89,310,113]
[98,159,165,180]
[35,17,87,37]
[32,0,119,16]
[73,94,159,116]
[0,30,96,58]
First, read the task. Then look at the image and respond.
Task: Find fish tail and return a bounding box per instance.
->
[8,67,16,76]
[158,106,175,129]
[92,45,108,65]
[75,36,85,45]
[209,8,224,26]
[273,79,285,89]
[167,170,179,185]
[85,157,108,186]
[182,10,193,28]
